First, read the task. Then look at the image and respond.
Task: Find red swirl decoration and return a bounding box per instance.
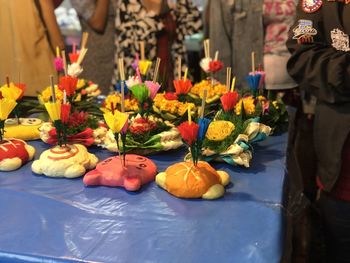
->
[48,145,79,160]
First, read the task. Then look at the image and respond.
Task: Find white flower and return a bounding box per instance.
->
[126,76,141,88]
[200,57,212,73]
[68,63,83,77]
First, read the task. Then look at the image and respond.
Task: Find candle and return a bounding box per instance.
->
[50,75,56,103]
[56,47,60,58]
[187,105,192,125]
[63,90,67,104]
[231,77,236,92]
[184,68,188,82]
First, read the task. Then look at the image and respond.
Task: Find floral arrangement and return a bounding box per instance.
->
[183,86,271,167]
[99,58,182,154]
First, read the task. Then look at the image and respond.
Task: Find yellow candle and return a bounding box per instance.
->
[231,77,236,92]
[187,105,192,125]
[184,68,188,82]
[56,47,60,58]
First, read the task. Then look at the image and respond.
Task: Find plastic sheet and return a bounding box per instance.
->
[0,134,287,263]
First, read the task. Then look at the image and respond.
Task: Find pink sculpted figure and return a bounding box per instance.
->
[83,154,157,191]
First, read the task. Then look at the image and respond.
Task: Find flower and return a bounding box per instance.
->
[138,60,152,75]
[246,73,262,93]
[173,79,192,95]
[235,96,256,116]
[177,121,199,146]
[61,103,71,124]
[54,57,64,72]
[0,83,23,100]
[38,86,63,104]
[164,92,178,100]
[67,111,88,127]
[45,101,61,121]
[220,91,239,112]
[126,76,141,88]
[198,118,211,141]
[129,118,157,134]
[103,110,129,133]
[68,63,83,77]
[145,81,161,100]
[206,121,235,141]
[200,57,212,73]
[114,80,129,94]
[153,93,195,116]
[257,95,270,113]
[209,60,224,72]
[129,84,150,104]
[59,76,78,96]
[47,128,94,146]
[0,96,17,121]
[69,53,79,64]
[14,83,26,100]
[76,79,87,90]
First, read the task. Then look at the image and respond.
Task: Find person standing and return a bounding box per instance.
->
[114,0,202,90]
[0,0,65,96]
[70,0,117,94]
[287,1,350,262]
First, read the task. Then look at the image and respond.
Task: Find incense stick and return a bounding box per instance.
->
[61,51,67,76]
[177,57,182,80]
[201,89,207,118]
[140,41,145,60]
[251,51,255,73]
[226,67,231,92]
[81,32,89,49]
[153,58,161,83]
[214,51,219,61]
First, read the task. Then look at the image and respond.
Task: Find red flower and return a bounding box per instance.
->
[220,91,239,112]
[59,76,78,96]
[15,83,26,100]
[61,103,71,124]
[47,128,94,146]
[173,79,192,95]
[209,60,224,73]
[69,53,79,64]
[177,121,199,146]
[164,92,178,100]
[67,111,88,128]
[129,118,156,134]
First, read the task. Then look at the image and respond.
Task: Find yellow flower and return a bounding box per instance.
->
[206,121,235,141]
[45,101,61,121]
[0,98,17,120]
[104,110,128,133]
[103,94,138,112]
[272,100,279,109]
[0,83,22,100]
[139,60,152,75]
[38,86,63,104]
[76,79,86,90]
[235,96,256,115]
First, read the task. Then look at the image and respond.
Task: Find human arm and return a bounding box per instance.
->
[71,0,110,33]
[286,2,350,103]
[38,0,65,52]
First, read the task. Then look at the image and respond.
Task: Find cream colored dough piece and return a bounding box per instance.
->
[32,144,98,178]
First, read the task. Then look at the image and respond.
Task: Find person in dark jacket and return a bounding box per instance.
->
[287,1,350,262]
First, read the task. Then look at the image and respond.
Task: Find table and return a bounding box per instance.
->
[0,134,287,263]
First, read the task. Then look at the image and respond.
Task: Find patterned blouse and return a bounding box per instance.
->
[114,0,202,84]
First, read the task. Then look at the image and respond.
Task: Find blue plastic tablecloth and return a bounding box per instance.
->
[0,134,287,263]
